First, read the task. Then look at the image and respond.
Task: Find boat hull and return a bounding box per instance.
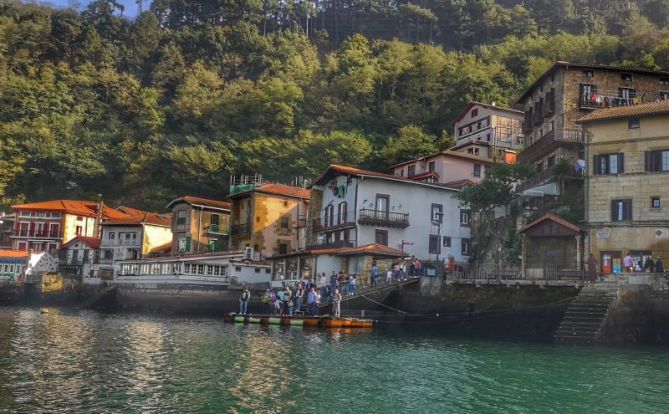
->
[224,313,373,329]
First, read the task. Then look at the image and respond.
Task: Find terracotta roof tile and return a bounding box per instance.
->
[61,236,101,250]
[519,213,580,234]
[271,243,409,259]
[11,200,128,219]
[166,196,232,210]
[104,212,172,227]
[444,179,477,189]
[255,183,311,199]
[577,100,669,123]
[0,249,29,259]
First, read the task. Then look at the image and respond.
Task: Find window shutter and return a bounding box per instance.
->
[645,151,651,171]
[611,200,616,221]
[625,200,633,221]
[593,155,599,175]
[618,153,624,173]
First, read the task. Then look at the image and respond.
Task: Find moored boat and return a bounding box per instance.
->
[224,313,373,329]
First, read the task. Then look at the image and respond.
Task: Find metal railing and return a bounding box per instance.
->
[313,210,356,232]
[305,240,354,250]
[230,223,251,239]
[519,128,585,164]
[579,90,639,110]
[206,223,228,234]
[357,209,409,228]
[13,230,60,238]
[450,264,587,282]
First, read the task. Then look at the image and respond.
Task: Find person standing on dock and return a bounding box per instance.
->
[239,287,250,315]
[332,288,342,317]
[277,288,285,316]
[307,287,317,315]
[284,286,293,316]
[348,274,357,295]
[261,288,272,314]
[386,268,393,284]
[623,252,634,273]
[370,263,378,287]
[294,286,303,314]
[656,257,665,273]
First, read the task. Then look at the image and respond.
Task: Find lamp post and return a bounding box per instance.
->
[433,212,443,263]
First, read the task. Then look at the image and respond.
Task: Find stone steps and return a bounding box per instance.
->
[554,286,617,344]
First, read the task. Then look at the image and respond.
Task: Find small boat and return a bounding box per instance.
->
[224,313,373,329]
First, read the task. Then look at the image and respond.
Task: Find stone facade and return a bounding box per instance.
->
[582,113,669,272]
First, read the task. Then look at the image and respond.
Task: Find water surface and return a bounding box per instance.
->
[0,308,667,413]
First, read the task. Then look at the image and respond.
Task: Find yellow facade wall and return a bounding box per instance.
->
[62,214,97,244]
[141,224,173,256]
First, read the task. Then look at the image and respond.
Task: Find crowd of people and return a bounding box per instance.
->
[238,257,424,317]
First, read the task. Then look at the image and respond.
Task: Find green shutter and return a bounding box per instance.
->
[185,237,191,252]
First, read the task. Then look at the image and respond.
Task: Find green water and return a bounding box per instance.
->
[0,308,668,413]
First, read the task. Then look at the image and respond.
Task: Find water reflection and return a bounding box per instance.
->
[0,308,668,413]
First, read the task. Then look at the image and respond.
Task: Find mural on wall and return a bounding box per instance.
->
[42,273,63,293]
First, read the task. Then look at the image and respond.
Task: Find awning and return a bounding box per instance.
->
[521,182,559,197]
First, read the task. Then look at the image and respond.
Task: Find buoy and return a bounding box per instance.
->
[40,308,49,314]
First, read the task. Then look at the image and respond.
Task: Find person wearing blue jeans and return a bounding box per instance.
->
[239,287,250,314]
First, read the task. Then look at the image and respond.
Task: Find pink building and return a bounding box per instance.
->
[389,150,494,188]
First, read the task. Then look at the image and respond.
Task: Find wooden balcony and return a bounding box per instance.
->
[518,128,585,164]
[357,209,409,228]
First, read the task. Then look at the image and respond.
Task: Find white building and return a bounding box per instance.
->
[116,252,272,288]
[94,212,172,281]
[58,236,100,282]
[310,165,472,263]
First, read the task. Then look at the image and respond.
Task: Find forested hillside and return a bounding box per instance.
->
[2,0,669,210]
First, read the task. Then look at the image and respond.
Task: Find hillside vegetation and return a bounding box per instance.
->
[2,0,669,209]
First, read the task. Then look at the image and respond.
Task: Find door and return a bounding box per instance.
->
[375,195,389,219]
[71,249,79,265]
[49,223,60,238]
[375,230,388,246]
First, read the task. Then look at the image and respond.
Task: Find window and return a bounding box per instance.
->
[461,239,471,256]
[278,243,288,255]
[338,202,347,224]
[473,164,481,178]
[431,204,443,223]
[594,154,624,175]
[235,266,242,272]
[486,133,490,142]
[429,235,440,254]
[211,214,219,225]
[399,169,404,177]
[536,161,543,173]
[619,88,635,101]
[428,161,435,172]
[611,199,633,222]
[407,165,416,177]
[283,201,289,207]
[197,265,205,275]
[547,155,555,168]
[255,268,261,273]
[621,72,633,81]
[176,210,186,226]
[326,205,334,227]
[645,150,669,171]
[265,268,271,274]
[75,226,83,236]
[471,108,478,117]
[76,216,83,221]
[184,263,192,274]
[583,69,594,78]
[652,197,662,209]
[375,195,389,214]
[474,148,480,156]
[661,78,669,86]
[280,216,289,229]
[460,210,471,227]
[125,233,131,240]
[375,230,388,246]
[628,117,640,129]
[109,232,115,240]
[660,92,669,100]
[443,236,451,247]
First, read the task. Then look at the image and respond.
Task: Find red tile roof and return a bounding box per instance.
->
[11,200,128,219]
[61,236,101,250]
[166,196,232,211]
[104,212,172,227]
[408,171,439,181]
[255,183,311,199]
[452,101,523,125]
[0,249,29,259]
[388,150,494,169]
[271,243,409,259]
[577,100,669,123]
[444,179,477,189]
[519,213,581,234]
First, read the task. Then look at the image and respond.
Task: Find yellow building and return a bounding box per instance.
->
[228,183,311,259]
[579,101,669,273]
[166,196,231,255]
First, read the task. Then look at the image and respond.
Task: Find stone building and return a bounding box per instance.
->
[516,62,669,202]
[578,100,669,273]
[167,196,231,256]
[451,101,524,162]
[228,183,311,259]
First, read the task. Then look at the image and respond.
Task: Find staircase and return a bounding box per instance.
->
[554,285,618,344]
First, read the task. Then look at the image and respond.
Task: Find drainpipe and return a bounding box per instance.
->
[354,176,359,247]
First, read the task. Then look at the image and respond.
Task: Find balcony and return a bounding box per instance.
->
[230,223,251,240]
[515,163,584,194]
[518,128,585,164]
[579,90,638,110]
[205,223,228,235]
[13,230,61,239]
[313,210,356,233]
[357,209,409,228]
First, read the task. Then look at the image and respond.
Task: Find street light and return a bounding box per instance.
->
[433,212,444,263]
